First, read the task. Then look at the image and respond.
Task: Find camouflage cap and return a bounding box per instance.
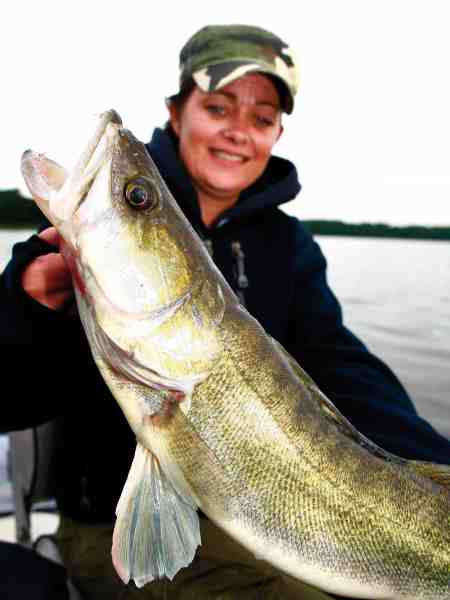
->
[175,24,299,114]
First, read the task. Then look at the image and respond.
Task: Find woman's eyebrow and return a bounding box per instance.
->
[208,91,280,109]
[208,91,235,101]
[256,100,280,109]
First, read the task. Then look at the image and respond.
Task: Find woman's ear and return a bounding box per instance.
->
[276,123,284,143]
[168,102,180,136]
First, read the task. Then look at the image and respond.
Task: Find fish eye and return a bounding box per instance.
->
[124,177,158,211]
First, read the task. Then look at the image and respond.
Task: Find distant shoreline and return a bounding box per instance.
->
[1,189,449,241]
[0,189,45,229]
[302,220,450,241]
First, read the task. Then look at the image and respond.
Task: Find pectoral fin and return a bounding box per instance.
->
[112,443,201,587]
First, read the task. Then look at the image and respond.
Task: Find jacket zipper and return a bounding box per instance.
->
[202,237,249,306]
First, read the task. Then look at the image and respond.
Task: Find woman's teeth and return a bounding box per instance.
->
[212,150,245,162]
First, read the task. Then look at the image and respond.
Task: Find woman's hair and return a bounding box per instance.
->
[166,78,196,114]
[164,78,196,135]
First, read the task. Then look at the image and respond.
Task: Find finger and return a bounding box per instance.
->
[40,289,75,312]
[33,253,72,287]
[38,226,60,247]
[21,253,74,311]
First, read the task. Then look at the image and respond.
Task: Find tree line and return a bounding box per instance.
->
[1,189,449,240]
[0,189,45,228]
[302,220,450,241]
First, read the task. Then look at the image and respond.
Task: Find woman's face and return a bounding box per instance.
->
[169,73,283,208]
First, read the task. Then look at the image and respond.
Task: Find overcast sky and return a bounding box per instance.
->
[2,0,450,225]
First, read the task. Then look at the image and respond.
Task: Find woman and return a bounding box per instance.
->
[1,24,449,600]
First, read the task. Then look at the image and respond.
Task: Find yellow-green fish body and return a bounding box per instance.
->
[21,110,450,599]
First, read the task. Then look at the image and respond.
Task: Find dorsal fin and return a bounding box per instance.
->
[273,338,450,483]
[271,337,407,465]
[408,460,450,488]
[272,336,370,441]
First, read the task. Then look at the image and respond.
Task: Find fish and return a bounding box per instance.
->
[21,109,450,599]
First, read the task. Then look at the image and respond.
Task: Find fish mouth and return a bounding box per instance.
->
[21,110,123,229]
[53,110,123,222]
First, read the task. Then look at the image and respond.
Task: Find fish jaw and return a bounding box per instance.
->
[20,109,122,248]
[20,150,68,229]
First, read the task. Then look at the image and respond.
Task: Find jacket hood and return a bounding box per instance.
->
[145,127,301,231]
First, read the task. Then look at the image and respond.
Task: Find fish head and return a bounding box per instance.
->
[22,111,197,311]
[21,110,227,428]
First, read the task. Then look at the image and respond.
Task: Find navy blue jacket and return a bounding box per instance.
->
[1,127,449,522]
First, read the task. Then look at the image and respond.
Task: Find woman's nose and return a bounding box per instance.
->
[223,128,249,145]
[222,116,250,145]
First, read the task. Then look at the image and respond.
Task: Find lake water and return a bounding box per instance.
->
[1,228,449,442]
[319,235,450,439]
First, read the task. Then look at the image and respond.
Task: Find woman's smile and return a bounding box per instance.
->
[209,148,249,164]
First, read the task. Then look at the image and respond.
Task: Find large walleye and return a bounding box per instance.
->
[21,110,449,599]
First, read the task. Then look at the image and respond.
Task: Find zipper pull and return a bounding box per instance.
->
[231,241,249,289]
[231,241,248,306]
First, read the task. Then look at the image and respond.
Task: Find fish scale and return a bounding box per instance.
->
[156,306,450,596]
[21,109,450,598]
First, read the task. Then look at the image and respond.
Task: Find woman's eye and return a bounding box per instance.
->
[256,115,275,127]
[206,104,226,116]
[124,178,158,211]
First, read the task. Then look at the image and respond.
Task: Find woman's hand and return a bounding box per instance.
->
[21,227,74,311]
